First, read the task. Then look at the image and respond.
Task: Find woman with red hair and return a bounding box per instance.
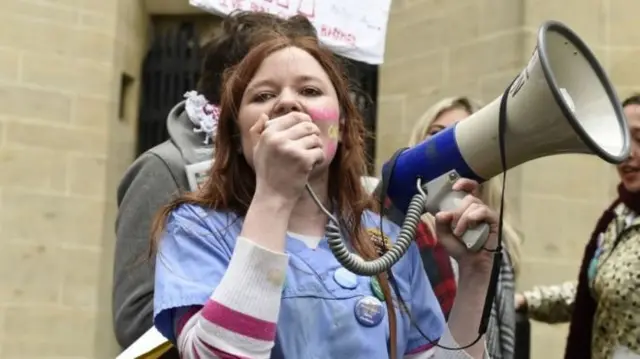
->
[150,22,498,359]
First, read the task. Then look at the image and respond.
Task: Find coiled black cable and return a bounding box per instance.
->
[306,177,426,276]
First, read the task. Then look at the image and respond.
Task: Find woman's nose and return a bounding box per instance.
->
[271,91,302,117]
[629,139,640,159]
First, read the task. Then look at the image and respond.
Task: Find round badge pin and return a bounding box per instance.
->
[354,296,385,327]
[370,277,385,301]
[333,267,358,289]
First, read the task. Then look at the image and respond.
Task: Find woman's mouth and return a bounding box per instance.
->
[622,165,640,174]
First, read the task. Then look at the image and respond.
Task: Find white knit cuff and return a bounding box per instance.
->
[211,236,289,322]
[433,328,490,359]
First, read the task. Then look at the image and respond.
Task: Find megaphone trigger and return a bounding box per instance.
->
[423,170,491,252]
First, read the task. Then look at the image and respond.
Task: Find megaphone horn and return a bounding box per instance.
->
[325,20,631,276]
[454,22,629,180]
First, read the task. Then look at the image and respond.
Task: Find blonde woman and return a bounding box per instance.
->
[378,96,523,359]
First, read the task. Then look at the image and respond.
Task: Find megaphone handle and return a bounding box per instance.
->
[438,191,491,252]
[423,171,491,253]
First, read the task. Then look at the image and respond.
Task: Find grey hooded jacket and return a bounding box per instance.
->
[112,100,212,351]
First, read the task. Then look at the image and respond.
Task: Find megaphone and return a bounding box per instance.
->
[326,20,630,276]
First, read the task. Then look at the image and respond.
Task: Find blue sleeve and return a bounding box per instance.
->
[404,242,447,354]
[153,205,235,344]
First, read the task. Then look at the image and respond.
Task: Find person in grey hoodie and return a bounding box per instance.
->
[112,12,318,352]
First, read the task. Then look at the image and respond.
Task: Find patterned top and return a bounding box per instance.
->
[485,249,516,359]
[523,203,640,359]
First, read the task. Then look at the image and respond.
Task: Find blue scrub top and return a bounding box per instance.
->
[154,204,445,358]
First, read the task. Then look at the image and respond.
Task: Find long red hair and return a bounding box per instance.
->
[150,30,398,358]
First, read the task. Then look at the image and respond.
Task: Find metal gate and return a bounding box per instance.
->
[136,18,202,157]
[137,18,378,173]
[342,58,378,175]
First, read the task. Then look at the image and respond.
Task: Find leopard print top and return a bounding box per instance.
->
[523,203,640,359]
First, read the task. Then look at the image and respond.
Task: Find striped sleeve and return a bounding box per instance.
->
[162,236,289,359]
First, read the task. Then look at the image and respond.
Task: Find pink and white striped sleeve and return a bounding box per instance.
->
[173,236,289,359]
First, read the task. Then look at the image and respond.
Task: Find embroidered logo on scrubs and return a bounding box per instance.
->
[367,228,391,256]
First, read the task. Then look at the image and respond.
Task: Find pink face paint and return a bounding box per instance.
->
[308,108,339,123]
[308,107,340,159]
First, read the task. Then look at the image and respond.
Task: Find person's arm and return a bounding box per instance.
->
[431,262,491,359]
[112,153,180,349]
[154,194,293,359]
[436,263,492,359]
[520,281,576,323]
[172,237,288,358]
[402,240,490,359]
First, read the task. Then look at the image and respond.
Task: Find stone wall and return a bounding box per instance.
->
[0,0,148,357]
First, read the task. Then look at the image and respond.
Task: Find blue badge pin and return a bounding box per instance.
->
[333,267,358,289]
[354,296,385,327]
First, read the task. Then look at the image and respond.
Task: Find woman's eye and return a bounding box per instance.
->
[253,93,275,102]
[301,87,322,96]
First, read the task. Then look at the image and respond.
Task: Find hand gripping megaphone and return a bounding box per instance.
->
[326,20,630,276]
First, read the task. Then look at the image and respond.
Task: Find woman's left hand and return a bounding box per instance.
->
[433,178,498,271]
